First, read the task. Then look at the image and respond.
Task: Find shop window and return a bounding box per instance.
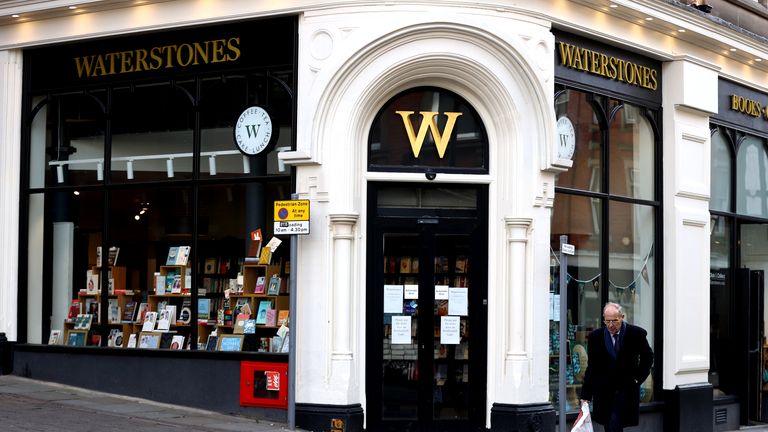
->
[550,86,660,412]
[736,135,768,218]
[110,83,194,183]
[710,128,733,213]
[29,92,107,188]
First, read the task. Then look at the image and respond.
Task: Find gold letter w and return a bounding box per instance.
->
[395,111,463,159]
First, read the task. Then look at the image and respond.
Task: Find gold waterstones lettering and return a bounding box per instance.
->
[730,94,768,119]
[557,42,658,91]
[74,37,241,78]
[395,111,463,159]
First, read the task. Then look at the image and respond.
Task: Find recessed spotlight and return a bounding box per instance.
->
[677,29,686,33]
[73,191,80,196]
[729,48,737,52]
[756,58,763,62]
[609,3,618,8]
[134,215,140,221]
[68,5,77,10]
[645,17,654,21]
[11,14,19,18]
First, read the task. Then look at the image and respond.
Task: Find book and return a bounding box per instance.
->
[254,276,266,294]
[48,329,61,345]
[233,313,250,334]
[243,319,256,334]
[204,258,217,274]
[67,300,81,320]
[156,309,171,331]
[135,303,149,323]
[197,298,211,321]
[107,329,122,347]
[266,274,281,296]
[74,314,93,330]
[455,255,468,273]
[258,246,272,265]
[277,310,289,327]
[170,335,185,350]
[89,334,102,346]
[178,306,192,324]
[142,311,158,332]
[154,272,164,294]
[108,299,120,324]
[171,274,182,294]
[265,309,277,327]
[255,300,272,325]
[127,333,137,348]
[176,246,191,266]
[166,247,180,265]
[122,301,137,322]
[399,257,412,273]
[165,305,177,325]
[248,229,263,259]
[86,270,99,294]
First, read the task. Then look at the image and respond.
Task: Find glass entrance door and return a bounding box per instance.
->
[366,183,487,432]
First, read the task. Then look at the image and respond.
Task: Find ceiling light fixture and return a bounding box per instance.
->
[11,14,19,18]
[677,29,686,33]
[729,48,737,52]
[756,58,763,62]
[68,6,77,10]
[645,17,653,21]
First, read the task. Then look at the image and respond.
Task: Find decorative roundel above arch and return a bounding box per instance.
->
[368,86,489,174]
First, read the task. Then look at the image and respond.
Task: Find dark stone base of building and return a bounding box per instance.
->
[490,402,556,431]
[295,403,364,432]
[664,383,713,432]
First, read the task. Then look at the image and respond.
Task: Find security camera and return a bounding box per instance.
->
[425,170,437,181]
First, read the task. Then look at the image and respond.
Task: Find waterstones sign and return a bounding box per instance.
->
[729,94,768,120]
[73,37,242,78]
[554,30,662,106]
[26,16,296,91]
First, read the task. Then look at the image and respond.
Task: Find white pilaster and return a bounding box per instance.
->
[0,49,22,341]
[661,57,719,389]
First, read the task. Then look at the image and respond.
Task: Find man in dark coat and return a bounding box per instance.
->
[580,302,653,432]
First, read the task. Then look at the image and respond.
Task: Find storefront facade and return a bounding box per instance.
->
[0,1,765,431]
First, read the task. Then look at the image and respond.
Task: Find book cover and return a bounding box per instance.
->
[171,274,182,294]
[156,309,171,331]
[165,305,177,325]
[86,271,99,294]
[142,311,158,332]
[154,272,164,294]
[399,256,412,273]
[66,330,87,347]
[277,310,289,327]
[108,299,120,324]
[233,313,250,334]
[67,300,81,320]
[255,300,272,325]
[178,306,192,324]
[107,329,121,347]
[170,335,185,350]
[267,275,281,296]
[254,276,266,294]
[197,298,211,321]
[135,303,150,323]
[243,319,256,334]
[204,258,217,274]
[122,301,137,322]
[127,333,137,348]
[176,246,191,266]
[455,255,468,273]
[166,247,179,265]
[48,329,61,345]
[258,246,272,265]
[265,309,277,327]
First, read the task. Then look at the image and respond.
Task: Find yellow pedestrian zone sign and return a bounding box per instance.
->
[274,200,310,235]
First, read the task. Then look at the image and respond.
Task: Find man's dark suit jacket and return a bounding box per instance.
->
[580,322,653,428]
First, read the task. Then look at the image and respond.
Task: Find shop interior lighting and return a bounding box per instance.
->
[48,149,262,180]
[11,14,19,18]
[209,155,217,176]
[166,158,174,178]
[756,58,763,62]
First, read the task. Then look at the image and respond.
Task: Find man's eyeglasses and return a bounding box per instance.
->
[604,319,621,325]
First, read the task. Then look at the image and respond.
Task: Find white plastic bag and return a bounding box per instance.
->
[570,401,594,432]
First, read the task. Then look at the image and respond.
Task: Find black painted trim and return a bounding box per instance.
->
[295,403,364,432]
[663,383,713,432]
[490,402,556,432]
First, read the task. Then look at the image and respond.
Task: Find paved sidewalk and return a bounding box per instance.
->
[0,374,303,432]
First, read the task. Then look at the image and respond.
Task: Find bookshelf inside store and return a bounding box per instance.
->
[57,244,290,353]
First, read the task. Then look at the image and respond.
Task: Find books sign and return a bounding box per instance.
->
[274,200,310,235]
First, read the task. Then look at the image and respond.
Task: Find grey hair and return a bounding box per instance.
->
[603,302,623,316]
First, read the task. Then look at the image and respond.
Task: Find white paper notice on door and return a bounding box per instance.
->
[434,285,449,300]
[440,316,461,345]
[384,285,404,313]
[404,284,419,299]
[448,287,468,316]
[391,315,412,344]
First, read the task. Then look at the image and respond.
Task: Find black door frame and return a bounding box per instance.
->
[365,182,488,432]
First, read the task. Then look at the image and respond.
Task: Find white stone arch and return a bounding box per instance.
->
[294,15,558,420]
